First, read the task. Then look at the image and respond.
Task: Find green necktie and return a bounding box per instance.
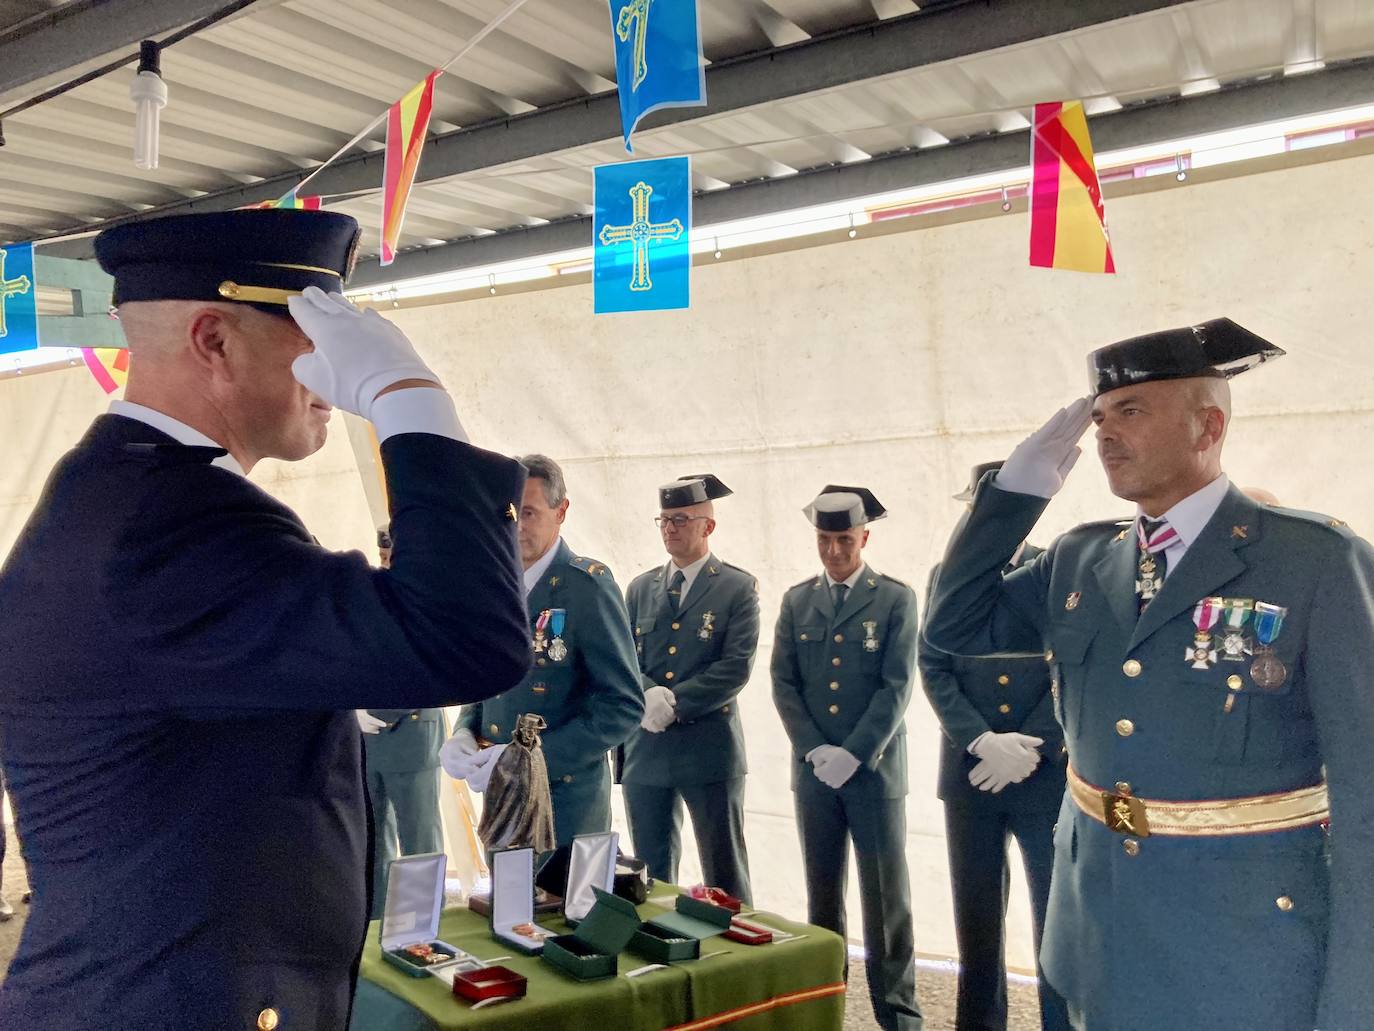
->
[668,569,686,612]
[831,582,848,613]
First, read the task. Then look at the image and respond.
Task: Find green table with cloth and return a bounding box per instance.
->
[349,883,846,1030]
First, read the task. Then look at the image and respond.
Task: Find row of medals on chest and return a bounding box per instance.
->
[1133,555,1288,691]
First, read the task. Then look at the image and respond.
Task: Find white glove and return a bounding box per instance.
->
[808,745,862,789]
[640,686,676,733]
[443,742,508,792]
[288,287,440,420]
[438,728,480,775]
[968,732,1044,793]
[355,710,387,735]
[995,397,1093,499]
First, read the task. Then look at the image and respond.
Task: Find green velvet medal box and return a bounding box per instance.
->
[488,846,546,956]
[379,853,481,978]
[541,887,642,981]
[629,892,732,962]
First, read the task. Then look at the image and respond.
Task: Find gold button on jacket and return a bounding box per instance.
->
[1123,659,1142,678]
[1116,719,1135,737]
[257,1008,280,1031]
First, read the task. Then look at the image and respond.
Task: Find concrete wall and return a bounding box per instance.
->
[3,145,1371,970]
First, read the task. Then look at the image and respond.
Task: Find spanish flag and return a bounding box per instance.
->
[1029,100,1114,274]
[81,347,128,395]
[381,71,440,266]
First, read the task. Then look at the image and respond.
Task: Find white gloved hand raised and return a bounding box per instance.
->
[995,397,1094,499]
[968,731,1044,792]
[640,685,676,733]
[288,286,441,421]
[355,710,387,735]
[812,746,862,789]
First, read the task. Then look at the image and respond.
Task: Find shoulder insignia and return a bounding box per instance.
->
[1263,506,1356,538]
[790,575,820,592]
[879,573,908,588]
[569,556,611,577]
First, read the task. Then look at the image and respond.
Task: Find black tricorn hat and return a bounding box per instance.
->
[804,485,887,531]
[96,208,362,319]
[1088,317,1283,396]
[954,461,1003,503]
[659,474,733,509]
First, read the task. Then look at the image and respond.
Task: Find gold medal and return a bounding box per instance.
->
[1249,648,1287,691]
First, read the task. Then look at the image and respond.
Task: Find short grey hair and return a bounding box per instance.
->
[519,453,567,507]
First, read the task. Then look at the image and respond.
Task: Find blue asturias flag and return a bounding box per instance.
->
[609,0,706,152]
[0,241,38,355]
[594,156,691,314]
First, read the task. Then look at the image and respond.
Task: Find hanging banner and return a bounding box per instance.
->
[594,155,691,314]
[0,242,39,354]
[381,71,440,266]
[1029,100,1115,274]
[609,0,706,152]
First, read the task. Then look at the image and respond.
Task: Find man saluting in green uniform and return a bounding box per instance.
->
[772,486,923,1031]
[924,319,1372,1031]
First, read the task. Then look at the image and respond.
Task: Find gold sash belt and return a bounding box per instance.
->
[1067,765,1329,838]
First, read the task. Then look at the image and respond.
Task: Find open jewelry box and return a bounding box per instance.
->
[488,846,549,955]
[379,853,480,978]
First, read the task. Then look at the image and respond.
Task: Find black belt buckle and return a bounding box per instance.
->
[1101,791,1150,837]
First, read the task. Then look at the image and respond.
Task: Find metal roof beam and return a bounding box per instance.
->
[0,0,245,102]
[37,0,1198,254]
[343,57,1374,288]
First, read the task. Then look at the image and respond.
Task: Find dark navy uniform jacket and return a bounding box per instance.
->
[925,477,1374,1031]
[0,415,531,1031]
[920,550,1066,811]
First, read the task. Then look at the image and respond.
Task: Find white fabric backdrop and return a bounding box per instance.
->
[1,147,1371,970]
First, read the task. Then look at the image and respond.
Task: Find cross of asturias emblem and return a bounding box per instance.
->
[0,247,33,339]
[615,0,653,91]
[598,180,684,292]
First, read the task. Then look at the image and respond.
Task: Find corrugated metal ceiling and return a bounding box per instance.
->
[1,0,1372,260]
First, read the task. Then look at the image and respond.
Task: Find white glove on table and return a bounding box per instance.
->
[640,686,676,733]
[354,710,387,735]
[967,732,1044,793]
[995,397,1093,499]
[288,287,440,420]
[807,745,862,789]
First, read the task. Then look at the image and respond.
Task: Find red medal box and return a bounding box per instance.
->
[451,964,528,1003]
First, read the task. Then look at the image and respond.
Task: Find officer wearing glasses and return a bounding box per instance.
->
[622,475,760,902]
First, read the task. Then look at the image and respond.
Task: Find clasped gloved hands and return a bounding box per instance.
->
[968,732,1045,793]
[806,744,862,789]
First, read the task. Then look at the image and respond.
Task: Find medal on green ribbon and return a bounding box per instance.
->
[1188,596,1223,669]
[547,608,568,662]
[1219,598,1253,662]
[1249,601,1288,690]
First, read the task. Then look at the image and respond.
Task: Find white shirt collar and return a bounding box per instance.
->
[523,536,562,597]
[108,400,246,477]
[1138,474,1231,551]
[666,552,711,598]
[824,564,865,591]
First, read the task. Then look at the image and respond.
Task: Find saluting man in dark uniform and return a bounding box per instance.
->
[622,475,760,903]
[772,486,923,1031]
[0,210,531,1031]
[925,319,1373,1031]
[442,454,643,846]
[920,461,1069,1031]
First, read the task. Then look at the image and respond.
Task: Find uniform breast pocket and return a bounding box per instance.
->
[795,625,825,670]
[634,618,655,658]
[1046,626,1095,736]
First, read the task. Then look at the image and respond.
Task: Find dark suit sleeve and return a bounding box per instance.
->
[539,571,644,780]
[918,564,992,753]
[670,578,760,723]
[924,481,1054,658]
[771,592,826,758]
[112,434,532,713]
[1306,535,1374,1029]
[842,585,916,768]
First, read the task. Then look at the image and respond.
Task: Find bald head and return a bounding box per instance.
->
[116,300,329,473]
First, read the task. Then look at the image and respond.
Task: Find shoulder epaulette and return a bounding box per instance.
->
[789,574,821,592]
[1263,506,1357,538]
[878,572,909,588]
[570,555,612,577]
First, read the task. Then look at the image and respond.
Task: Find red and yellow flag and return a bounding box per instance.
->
[1029,100,1114,274]
[381,71,440,266]
[81,347,128,395]
[249,191,323,211]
